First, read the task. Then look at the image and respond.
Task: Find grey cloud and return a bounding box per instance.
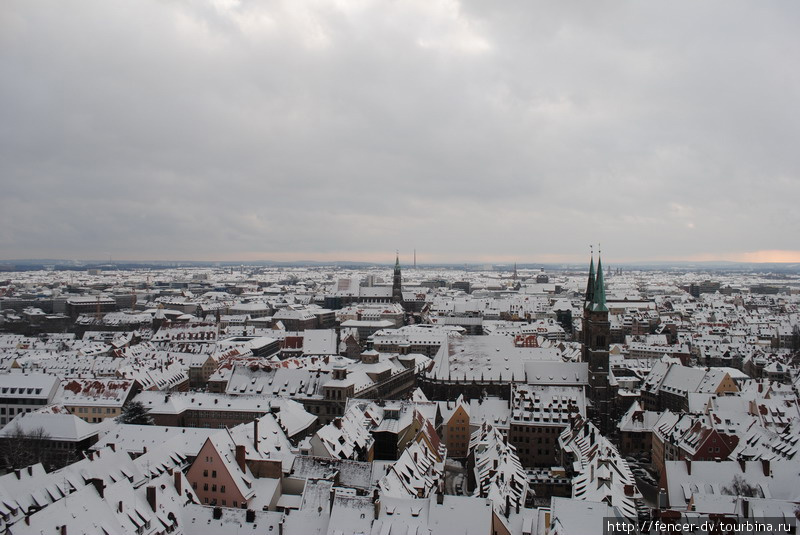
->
[1,0,799,262]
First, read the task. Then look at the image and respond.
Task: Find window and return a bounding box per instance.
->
[212,485,217,492]
[220,485,225,493]
[203,483,208,491]
[212,470,217,478]
[203,470,208,477]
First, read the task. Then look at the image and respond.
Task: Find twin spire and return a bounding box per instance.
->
[585,248,607,312]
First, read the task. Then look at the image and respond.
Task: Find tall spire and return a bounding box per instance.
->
[392,251,403,303]
[592,255,608,312]
[584,248,595,306]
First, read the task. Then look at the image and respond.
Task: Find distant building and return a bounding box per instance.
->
[439,395,470,458]
[392,253,403,304]
[508,382,586,468]
[0,373,59,428]
[582,255,613,435]
[65,296,116,319]
[58,378,138,423]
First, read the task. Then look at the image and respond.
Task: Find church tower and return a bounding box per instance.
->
[392,252,403,304]
[583,253,612,435]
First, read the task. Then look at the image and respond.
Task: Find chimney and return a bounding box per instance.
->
[505,495,510,518]
[253,418,259,451]
[173,470,182,496]
[516,497,520,514]
[236,444,246,472]
[14,469,20,479]
[278,519,284,535]
[27,466,33,476]
[60,526,67,535]
[146,486,157,512]
[246,509,256,523]
[118,501,123,513]
[89,478,105,498]
[108,443,116,452]
[213,507,222,520]
[373,489,381,520]
[761,459,770,476]
[437,492,444,505]
[685,459,691,475]
[742,499,750,518]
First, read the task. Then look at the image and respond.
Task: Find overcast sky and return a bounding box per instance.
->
[1,1,799,264]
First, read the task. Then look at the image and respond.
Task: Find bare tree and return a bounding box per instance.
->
[0,424,51,471]
[722,474,762,498]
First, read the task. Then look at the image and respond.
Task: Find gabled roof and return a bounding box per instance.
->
[470,422,528,519]
[559,417,639,518]
[664,460,800,509]
[617,401,661,433]
[195,431,256,500]
[0,412,103,441]
[378,439,442,499]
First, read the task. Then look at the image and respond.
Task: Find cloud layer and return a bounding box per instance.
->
[1,0,799,263]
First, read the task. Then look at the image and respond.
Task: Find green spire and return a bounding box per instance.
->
[592,256,608,312]
[585,255,595,305]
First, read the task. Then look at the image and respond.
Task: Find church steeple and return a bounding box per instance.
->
[392,252,403,303]
[591,256,608,312]
[582,247,612,436]
[584,254,595,306]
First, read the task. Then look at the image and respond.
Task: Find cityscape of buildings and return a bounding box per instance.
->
[0,257,796,534]
[3,1,799,533]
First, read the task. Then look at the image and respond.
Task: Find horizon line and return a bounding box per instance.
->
[4,249,800,265]
[3,257,800,266]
